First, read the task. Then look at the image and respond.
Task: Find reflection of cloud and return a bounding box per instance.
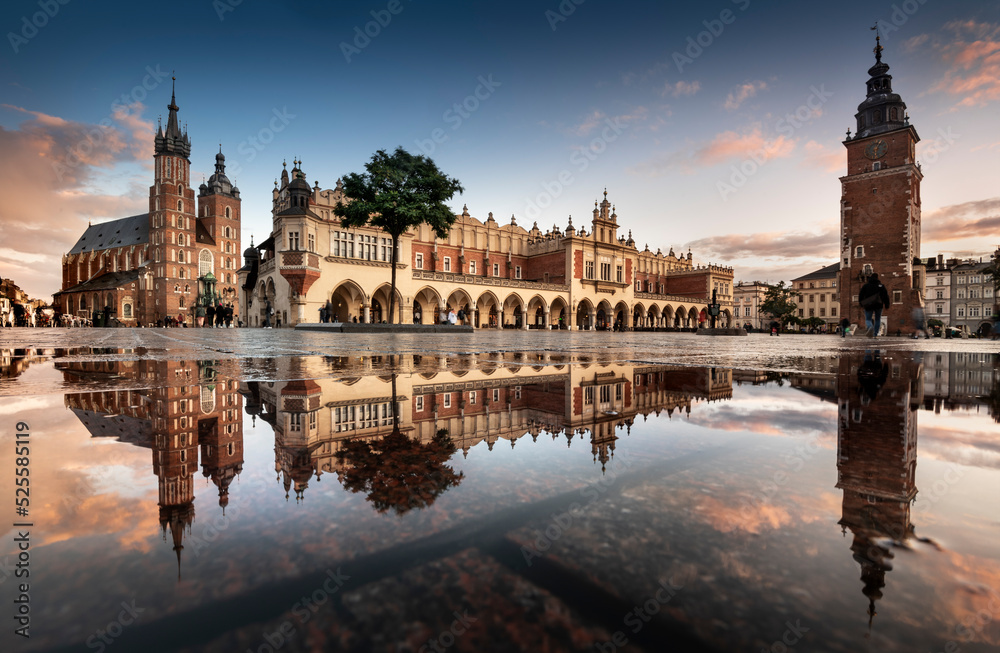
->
[696,495,792,534]
[0,401,159,552]
[724,80,767,110]
[922,197,1000,242]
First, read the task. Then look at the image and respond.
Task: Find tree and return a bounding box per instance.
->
[760,281,799,330]
[334,147,464,324]
[802,316,825,332]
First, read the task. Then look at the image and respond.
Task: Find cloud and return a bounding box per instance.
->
[662,80,701,97]
[922,197,1000,241]
[687,229,837,261]
[566,109,607,136]
[0,103,153,300]
[628,126,796,177]
[921,20,1000,109]
[801,140,843,172]
[724,80,767,111]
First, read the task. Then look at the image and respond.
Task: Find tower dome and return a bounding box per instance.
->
[853,35,908,139]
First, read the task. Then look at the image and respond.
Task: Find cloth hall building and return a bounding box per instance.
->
[240,163,734,331]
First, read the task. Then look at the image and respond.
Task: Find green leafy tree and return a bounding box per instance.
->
[334,147,464,324]
[802,316,825,332]
[761,281,800,330]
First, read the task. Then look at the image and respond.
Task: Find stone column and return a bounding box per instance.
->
[521,310,529,330]
[589,310,597,330]
[544,309,551,330]
[362,304,370,324]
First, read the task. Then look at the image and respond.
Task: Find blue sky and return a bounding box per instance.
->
[2,0,999,299]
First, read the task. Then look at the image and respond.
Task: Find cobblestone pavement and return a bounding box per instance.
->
[2,326,997,370]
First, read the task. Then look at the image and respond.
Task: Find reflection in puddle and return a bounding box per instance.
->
[1,350,997,652]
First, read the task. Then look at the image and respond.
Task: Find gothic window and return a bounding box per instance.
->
[178,200,183,211]
[199,250,213,276]
[225,206,231,218]
[122,303,132,318]
[177,184,183,195]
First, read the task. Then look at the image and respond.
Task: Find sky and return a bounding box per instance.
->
[1,0,999,301]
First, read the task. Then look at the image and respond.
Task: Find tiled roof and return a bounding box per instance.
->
[68,214,149,255]
[791,263,840,282]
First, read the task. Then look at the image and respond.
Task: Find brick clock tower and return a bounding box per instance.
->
[839,35,924,335]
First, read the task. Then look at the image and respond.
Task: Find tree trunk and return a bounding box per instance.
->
[388,233,398,324]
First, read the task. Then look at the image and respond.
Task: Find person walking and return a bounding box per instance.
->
[911,306,930,339]
[206,302,216,328]
[840,316,850,338]
[858,272,890,338]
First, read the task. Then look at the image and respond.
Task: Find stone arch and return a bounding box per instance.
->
[476,291,501,328]
[688,306,700,327]
[614,301,629,330]
[330,280,367,323]
[371,283,403,323]
[647,304,661,328]
[527,294,548,329]
[413,286,442,324]
[549,296,569,330]
[596,299,613,330]
[502,292,525,329]
[576,298,595,330]
[632,302,646,329]
[446,288,474,324]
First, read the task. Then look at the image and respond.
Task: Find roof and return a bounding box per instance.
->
[791,263,840,282]
[68,214,149,255]
[57,268,146,296]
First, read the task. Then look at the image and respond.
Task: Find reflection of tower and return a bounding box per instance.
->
[836,351,923,625]
[274,380,322,502]
[59,358,244,579]
[199,367,245,512]
[151,364,200,580]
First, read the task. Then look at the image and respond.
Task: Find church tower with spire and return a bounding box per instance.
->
[150,77,197,321]
[838,34,924,335]
[196,146,242,310]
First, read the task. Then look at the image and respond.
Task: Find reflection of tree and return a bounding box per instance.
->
[335,428,463,515]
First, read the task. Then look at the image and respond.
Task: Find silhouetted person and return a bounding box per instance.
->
[859,273,890,338]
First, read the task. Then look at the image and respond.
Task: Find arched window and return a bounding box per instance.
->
[178,250,185,263]
[225,242,231,253]
[179,297,185,309]
[122,303,132,318]
[178,184,183,195]
[177,200,183,211]
[225,207,231,218]
[179,267,186,279]
[199,249,213,276]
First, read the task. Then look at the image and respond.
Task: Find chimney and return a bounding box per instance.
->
[937,254,943,266]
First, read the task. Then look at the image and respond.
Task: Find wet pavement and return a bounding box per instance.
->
[1,328,998,652]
